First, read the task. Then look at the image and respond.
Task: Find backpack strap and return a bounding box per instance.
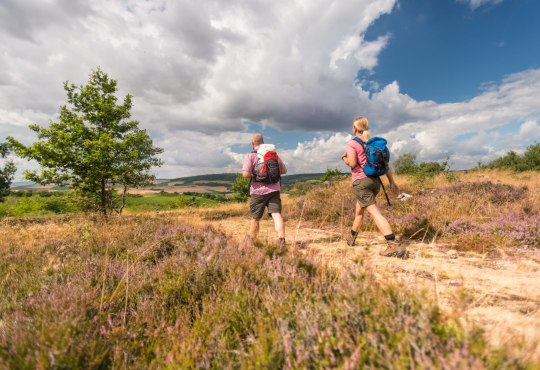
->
[352,136,367,152]
[352,137,367,169]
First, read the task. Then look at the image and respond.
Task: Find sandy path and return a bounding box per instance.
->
[171,207,540,362]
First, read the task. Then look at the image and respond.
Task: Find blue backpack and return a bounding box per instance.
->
[353,136,390,177]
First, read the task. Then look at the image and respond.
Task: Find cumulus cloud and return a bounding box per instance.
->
[1,0,398,178]
[1,0,539,179]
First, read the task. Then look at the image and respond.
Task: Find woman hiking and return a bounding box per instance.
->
[341,116,406,258]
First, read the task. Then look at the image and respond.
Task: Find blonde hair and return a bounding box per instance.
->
[353,116,371,140]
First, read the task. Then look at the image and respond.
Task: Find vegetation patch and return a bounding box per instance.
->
[0,216,526,368]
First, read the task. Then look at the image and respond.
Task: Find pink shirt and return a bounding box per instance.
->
[242,152,285,195]
[346,137,368,182]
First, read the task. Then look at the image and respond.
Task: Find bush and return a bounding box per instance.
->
[231,174,250,202]
[393,153,450,185]
[0,216,524,368]
[482,143,540,172]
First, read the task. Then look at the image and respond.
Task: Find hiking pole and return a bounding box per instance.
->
[378,177,392,206]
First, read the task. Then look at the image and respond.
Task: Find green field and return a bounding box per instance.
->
[0,191,230,217]
[125,193,227,212]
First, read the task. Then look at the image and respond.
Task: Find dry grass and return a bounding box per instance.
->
[0,213,531,368]
[283,170,540,252]
[1,169,539,368]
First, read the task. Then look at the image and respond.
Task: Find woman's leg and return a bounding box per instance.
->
[366,204,406,257]
[365,204,393,236]
[352,201,365,232]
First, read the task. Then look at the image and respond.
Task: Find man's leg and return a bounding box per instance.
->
[250,218,260,241]
[271,212,285,239]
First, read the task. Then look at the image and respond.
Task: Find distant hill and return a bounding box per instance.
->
[10,173,331,194]
[166,173,326,187]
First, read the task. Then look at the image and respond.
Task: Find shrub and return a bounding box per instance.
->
[482,143,540,172]
[0,216,525,368]
[392,153,450,185]
[231,174,250,202]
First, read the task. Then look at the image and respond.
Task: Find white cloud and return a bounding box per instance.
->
[1,0,539,179]
[457,0,504,10]
[1,0,399,179]
[518,120,540,139]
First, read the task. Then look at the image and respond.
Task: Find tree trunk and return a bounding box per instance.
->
[101,178,107,218]
[118,185,128,216]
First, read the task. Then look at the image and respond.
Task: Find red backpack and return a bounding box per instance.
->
[252,149,281,184]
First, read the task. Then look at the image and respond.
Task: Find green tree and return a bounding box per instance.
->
[320,168,344,182]
[519,143,540,171]
[0,142,17,202]
[487,150,522,171]
[231,174,250,202]
[8,68,163,216]
[392,153,418,175]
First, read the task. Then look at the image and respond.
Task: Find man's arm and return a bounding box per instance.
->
[242,154,254,178]
[279,159,287,175]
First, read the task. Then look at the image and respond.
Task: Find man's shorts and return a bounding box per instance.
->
[250,191,282,219]
[352,177,381,208]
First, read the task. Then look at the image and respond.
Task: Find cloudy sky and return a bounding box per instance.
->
[1,0,539,179]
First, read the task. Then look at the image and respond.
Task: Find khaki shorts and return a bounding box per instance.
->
[250,191,282,219]
[352,177,380,208]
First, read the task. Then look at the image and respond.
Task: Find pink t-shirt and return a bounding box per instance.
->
[346,137,368,182]
[242,152,285,195]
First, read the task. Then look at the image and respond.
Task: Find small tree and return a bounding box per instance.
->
[0,143,17,202]
[320,168,344,182]
[392,153,418,175]
[231,174,250,202]
[8,68,163,216]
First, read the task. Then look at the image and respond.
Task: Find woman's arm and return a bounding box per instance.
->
[385,170,399,194]
[342,150,358,168]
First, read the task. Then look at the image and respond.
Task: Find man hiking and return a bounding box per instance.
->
[242,133,287,246]
[342,116,406,258]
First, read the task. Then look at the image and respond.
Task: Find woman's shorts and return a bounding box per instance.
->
[250,191,282,219]
[352,177,380,208]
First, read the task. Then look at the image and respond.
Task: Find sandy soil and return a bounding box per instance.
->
[169,204,540,362]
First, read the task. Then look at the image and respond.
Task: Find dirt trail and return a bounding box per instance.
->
[172,207,540,361]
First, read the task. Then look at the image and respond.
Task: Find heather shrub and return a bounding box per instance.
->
[0,215,526,368]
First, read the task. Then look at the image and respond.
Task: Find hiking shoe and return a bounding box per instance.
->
[380,240,407,258]
[278,238,287,248]
[345,232,358,246]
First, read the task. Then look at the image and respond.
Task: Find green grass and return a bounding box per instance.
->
[0,193,78,217]
[125,194,224,212]
[0,192,229,217]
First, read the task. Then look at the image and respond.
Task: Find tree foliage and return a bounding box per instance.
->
[320,168,344,182]
[0,143,17,202]
[7,68,163,216]
[482,143,540,172]
[392,153,450,184]
[231,174,250,202]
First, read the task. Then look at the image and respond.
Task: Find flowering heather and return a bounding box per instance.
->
[0,215,527,368]
[443,213,540,248]
[286,175,539,250]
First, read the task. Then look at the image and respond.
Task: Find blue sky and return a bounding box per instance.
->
[1,0,539,178]
[363,0,540,103]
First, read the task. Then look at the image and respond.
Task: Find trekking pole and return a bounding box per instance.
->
[378,177,392,206]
